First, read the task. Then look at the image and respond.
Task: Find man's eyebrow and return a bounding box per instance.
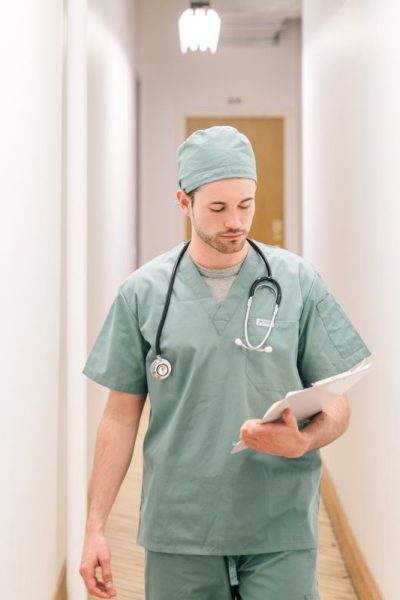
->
[209,197,254,205]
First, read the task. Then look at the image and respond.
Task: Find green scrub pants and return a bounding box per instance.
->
[145,548,320,600]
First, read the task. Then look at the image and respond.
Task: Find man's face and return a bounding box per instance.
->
[185,178,256,254]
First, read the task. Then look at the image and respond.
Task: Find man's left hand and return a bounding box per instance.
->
[239,408,309,458]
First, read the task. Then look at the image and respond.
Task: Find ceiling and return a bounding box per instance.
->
[212,0,301,12]
[207,0,302,47]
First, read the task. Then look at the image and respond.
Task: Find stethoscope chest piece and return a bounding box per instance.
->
[150,356,172,380]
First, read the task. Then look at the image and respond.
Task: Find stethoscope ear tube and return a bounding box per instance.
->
[236,238,282,353]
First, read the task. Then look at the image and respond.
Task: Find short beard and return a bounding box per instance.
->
[192,213,247,255]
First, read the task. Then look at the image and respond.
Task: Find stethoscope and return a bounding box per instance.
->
[150,238,282,380]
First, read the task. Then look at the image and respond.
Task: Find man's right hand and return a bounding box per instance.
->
[79,530,117,598]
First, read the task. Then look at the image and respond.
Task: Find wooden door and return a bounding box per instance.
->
[184,117,284,248]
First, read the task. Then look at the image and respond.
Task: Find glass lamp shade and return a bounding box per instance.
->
[179,7,221,54]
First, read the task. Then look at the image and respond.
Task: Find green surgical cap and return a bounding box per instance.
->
[177,125,257,193]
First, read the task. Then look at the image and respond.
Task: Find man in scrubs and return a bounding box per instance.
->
[79,126,371,599]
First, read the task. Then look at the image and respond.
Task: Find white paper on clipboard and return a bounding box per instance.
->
[231,357,373,455]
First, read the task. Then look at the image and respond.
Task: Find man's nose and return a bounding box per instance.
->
[224,211,243,230]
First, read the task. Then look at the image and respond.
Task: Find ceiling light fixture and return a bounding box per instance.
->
[178,1,221,54]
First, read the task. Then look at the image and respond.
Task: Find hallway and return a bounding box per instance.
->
[3,1,399,599]
[99,404,358,600]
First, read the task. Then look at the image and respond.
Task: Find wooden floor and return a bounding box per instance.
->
[93,404,358,600]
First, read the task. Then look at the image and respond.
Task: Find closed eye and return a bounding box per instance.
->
[210,203,251,213]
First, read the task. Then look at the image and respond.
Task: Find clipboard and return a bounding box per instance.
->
[231,358,373,455]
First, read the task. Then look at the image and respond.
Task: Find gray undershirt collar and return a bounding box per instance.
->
[191,257,245,303]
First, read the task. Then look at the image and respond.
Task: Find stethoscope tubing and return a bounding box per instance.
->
[155,239,191,357]
[152,238,282,378]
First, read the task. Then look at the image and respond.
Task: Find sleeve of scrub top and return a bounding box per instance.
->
[82,287,149,394]
[297,270,372,388]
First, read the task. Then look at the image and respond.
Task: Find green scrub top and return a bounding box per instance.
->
[82,241,371,555]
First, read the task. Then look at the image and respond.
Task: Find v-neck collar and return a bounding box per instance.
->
[178,245,259,335]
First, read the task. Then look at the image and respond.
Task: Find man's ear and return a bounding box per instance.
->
[176,189,192,217]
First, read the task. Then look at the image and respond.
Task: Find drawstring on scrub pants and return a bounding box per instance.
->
[227,556,242,600]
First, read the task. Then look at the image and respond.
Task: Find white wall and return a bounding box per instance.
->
[0,3,63,598]
[0,1,140,597]
[86,1,140,465]
[138,0,302,263]
[302,1,400,597]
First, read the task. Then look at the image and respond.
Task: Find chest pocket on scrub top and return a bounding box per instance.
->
[244,318,299,390]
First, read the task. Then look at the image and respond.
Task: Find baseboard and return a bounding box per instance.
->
[52,559,67,600]
[321,463,383,600]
